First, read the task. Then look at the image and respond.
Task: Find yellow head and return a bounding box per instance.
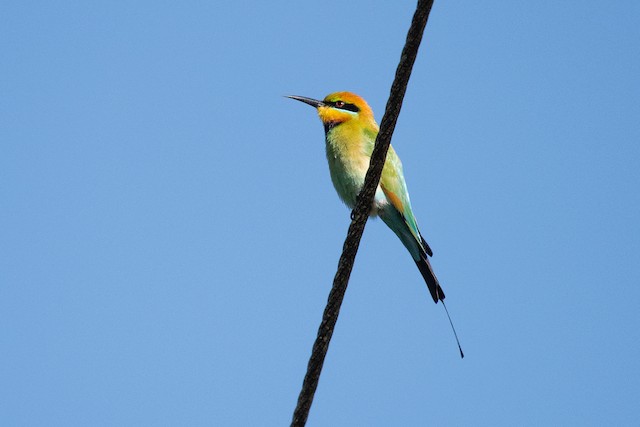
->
[287,91,377,132]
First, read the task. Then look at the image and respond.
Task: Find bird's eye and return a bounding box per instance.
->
[335,101,345,108]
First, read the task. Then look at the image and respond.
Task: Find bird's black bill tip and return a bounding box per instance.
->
[285,95,324,108]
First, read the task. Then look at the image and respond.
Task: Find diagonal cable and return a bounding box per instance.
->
[291,1,435,425]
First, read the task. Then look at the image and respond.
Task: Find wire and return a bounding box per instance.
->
[290,1,436,425]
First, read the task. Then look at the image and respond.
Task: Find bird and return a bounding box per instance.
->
[286,91,445,304]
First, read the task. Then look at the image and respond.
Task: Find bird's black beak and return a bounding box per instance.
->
[285,95,325,108]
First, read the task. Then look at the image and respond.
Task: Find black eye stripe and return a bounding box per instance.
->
[327,101,360,113]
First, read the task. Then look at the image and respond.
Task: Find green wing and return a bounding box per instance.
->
[380,146,433,257]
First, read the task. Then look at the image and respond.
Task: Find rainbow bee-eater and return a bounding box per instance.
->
[287,91,445,304]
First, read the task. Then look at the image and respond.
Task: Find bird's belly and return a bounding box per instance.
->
[326,154,386,215]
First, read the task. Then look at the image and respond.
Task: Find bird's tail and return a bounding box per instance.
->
[415,254,445,303]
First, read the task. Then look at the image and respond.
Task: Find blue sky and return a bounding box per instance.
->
[2,1,639,425]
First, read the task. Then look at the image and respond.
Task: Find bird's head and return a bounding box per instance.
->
[286,91,376,132]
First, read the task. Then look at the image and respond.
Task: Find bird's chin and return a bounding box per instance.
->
[318,107,351,125]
